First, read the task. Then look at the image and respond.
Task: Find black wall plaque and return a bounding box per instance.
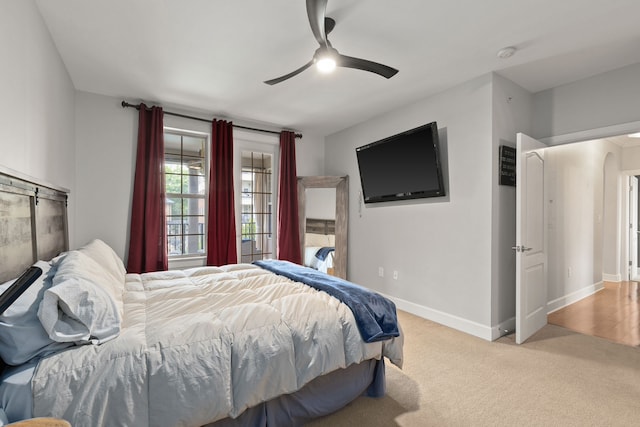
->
[499,145,516,187]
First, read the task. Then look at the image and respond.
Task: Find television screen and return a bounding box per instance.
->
[355,122,445,204]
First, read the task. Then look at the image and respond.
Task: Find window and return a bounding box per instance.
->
[164,130,207,258]
[240,150,274,262]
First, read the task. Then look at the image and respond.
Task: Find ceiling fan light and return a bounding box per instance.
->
[316,57,336,73]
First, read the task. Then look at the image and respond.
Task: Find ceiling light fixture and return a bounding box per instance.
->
[314,46,338,74]
[316,56,336,73]
[628,132,640,138]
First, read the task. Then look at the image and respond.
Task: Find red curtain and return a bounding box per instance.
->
[206,119,238,266]
[277,131,302,264]
[126,104,168,273]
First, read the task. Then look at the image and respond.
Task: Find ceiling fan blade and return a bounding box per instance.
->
[337,54,399,79]
[264,60,314,85]
[325,17,335,36]
[307,0,329,47]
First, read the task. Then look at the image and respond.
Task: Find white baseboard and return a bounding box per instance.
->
[382,293,496,342]
[547,281,604,314]
[602,273,621,282]
[383,282,605,343]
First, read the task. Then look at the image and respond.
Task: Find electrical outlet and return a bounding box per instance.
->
[393,270,398,280]
[378,267,384,277]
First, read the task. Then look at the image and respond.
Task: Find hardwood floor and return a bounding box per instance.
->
[548,281,640,347]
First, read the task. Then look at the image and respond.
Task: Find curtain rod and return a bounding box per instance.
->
[121,101,302,139]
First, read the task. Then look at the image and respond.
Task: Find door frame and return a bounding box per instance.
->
[233,131,280,263]
[628,176,638,280]
[621,171,640,281]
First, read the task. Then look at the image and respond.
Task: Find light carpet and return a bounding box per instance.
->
[307,310,640,426]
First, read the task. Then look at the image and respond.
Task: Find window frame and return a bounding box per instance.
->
[234,135,279,263]
[164,127,209,262]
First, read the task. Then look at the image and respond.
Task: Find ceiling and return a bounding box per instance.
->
[36,0,640,137]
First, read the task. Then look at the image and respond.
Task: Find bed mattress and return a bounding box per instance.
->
[26,263,402,426]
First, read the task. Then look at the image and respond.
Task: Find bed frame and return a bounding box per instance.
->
[0,168,389,425]
[0,166,69,283]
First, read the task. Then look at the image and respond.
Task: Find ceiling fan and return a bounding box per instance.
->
[264,0,399,85]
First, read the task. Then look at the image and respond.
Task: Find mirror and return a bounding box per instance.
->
[297,176,348,279]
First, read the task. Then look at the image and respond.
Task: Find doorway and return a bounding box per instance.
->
[543,130,640,346]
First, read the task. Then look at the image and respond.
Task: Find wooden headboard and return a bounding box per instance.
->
[305,218,335,235]
[0,166,69,283]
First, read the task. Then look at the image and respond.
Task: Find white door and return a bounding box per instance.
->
[629,176,638,280]
[515,133,547,344]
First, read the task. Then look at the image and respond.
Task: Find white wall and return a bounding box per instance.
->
[544,140,621,311]
[325,74,496,338]
[620,145,640,171]
[490,74,533,331]
[532,62,640,140]
[295,132,325,177]
[74,92,326,263]
[305,188,336,220]
[74,92,136,257]
[0,0,76,244]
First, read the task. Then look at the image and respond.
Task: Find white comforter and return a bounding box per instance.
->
[31,264,403,427]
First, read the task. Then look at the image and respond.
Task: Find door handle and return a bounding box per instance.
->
[512,246,533,253]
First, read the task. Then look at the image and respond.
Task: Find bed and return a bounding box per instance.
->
[302,219,336,276]
[0,168,403,427]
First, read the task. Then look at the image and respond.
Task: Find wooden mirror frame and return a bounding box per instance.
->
[297,176,348,279]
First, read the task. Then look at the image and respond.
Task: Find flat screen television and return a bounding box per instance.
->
[355,121,445,204]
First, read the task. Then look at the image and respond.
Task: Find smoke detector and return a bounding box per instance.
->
[497,46,517,59]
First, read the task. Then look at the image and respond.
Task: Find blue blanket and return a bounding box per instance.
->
[314,247,334,261]
[253,260,399,343]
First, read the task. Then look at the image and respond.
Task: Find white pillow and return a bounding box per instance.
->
[78,239,126,280]
[303,246,322,267]
[38,250,122,344]
[77,239,126,314]
[0,261,72,365]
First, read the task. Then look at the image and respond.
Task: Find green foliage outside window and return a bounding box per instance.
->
[165,163,184,194]
[241,221,256,239]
